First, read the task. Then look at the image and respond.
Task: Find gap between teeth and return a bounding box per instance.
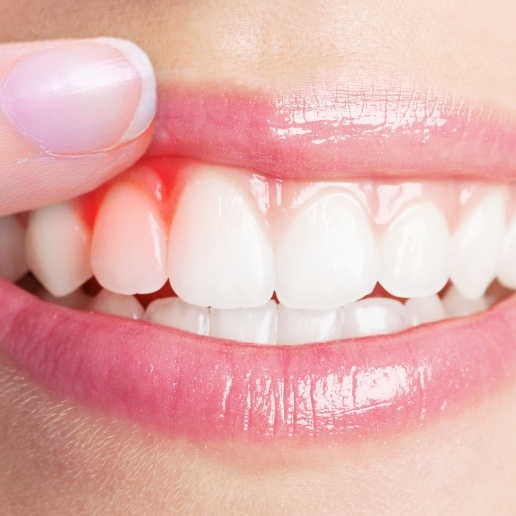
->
[1,160,515,345]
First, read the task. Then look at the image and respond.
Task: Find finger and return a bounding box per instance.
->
[0,38,156,216]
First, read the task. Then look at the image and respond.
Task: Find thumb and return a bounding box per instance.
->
[0,38,156,216]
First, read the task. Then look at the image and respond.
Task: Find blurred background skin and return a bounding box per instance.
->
[1,1,516,514]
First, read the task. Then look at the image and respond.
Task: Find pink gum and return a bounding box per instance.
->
[72,157,516,245]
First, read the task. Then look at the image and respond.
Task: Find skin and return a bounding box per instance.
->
[1,1,516,513]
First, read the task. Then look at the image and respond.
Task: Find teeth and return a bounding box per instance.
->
[91,182,167,295]
[277,305,345,344]
[167,166,275,309]
[0,215,28,281]
[405,294,446,326]
[26,202,92,296]
[144,297,209,336]
[343,298,409,338]
[450,188,507,299]
[18,161,512,341]
[497,214,516,289]
[210,301,277,344]
[88,289,144,319]
[441,285,488,318]
[276,191,377,309]
[379,201,450,298]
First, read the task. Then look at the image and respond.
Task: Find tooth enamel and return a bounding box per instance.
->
[405,294,446,326]
[343,298,409,338]
[88,289,144,319]
[450,189,507,299]
[210,300,278,344]
[0,215,28,281]
[91,182,167,295]
[26,202,92,297]
[167,167,275,309]
[276,190,377,310]
[379,201,450,298]
[144,297,209,336]
[277,305,345,344]
[497,214,516,289]
[19,158,510,341]
[441,285,488,318]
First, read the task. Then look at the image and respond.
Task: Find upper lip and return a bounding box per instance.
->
[146,80,516,180]
[2,79,516,444]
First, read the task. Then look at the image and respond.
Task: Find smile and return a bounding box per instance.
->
[1,80,516,443]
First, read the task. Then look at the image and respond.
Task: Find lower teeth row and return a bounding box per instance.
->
[34,281,505,345]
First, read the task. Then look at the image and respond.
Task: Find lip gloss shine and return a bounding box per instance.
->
[149,81,516,180]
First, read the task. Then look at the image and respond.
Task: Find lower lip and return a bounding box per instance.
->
[1,276,515,443]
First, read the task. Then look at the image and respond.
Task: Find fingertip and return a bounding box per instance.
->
[2,38,157,155]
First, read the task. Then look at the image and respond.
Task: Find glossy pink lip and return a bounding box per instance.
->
[2,83,516,444]
[2,277,516,442]
[148,81,516,179]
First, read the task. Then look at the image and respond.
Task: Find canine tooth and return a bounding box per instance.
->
[91,182,167,295]
[276,191,377,310]
[442,285,488,318]
[450,189,506,299]
[405,294,446,326]
[26,202,92,296]
[379,201,450,298]
[210,301,277,344]
[343,298,409,338]
[0,215,28,281]
[277,305,345,345]
[144,297,209,335]
[88,289,144,319]
[167,167,274,309]
[497,214,516,289]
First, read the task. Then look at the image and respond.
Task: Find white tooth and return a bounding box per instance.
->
[144,297,209,336]
[26,202,92,297]
[0,215,28,281]
[91,182,167,295]
[441,285,488,318]
[210,301,277,344]
[38,288,91,310]
[343,298,409,338]
[450,189,507,299]
[167,167,275,309]
[88,289,144,319]
[497,214,516,289]
[277,305,345,345]
[405,294,446,326]
[276,190,377,310]
[379,201,450,298]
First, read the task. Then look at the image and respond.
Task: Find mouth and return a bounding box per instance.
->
[1,80,516,444]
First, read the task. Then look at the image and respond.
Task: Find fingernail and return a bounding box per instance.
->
[2,38,156,154]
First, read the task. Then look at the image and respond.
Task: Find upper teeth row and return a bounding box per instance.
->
[1,161,515,311]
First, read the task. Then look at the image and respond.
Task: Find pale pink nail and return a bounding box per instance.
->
[2,38,156,154]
